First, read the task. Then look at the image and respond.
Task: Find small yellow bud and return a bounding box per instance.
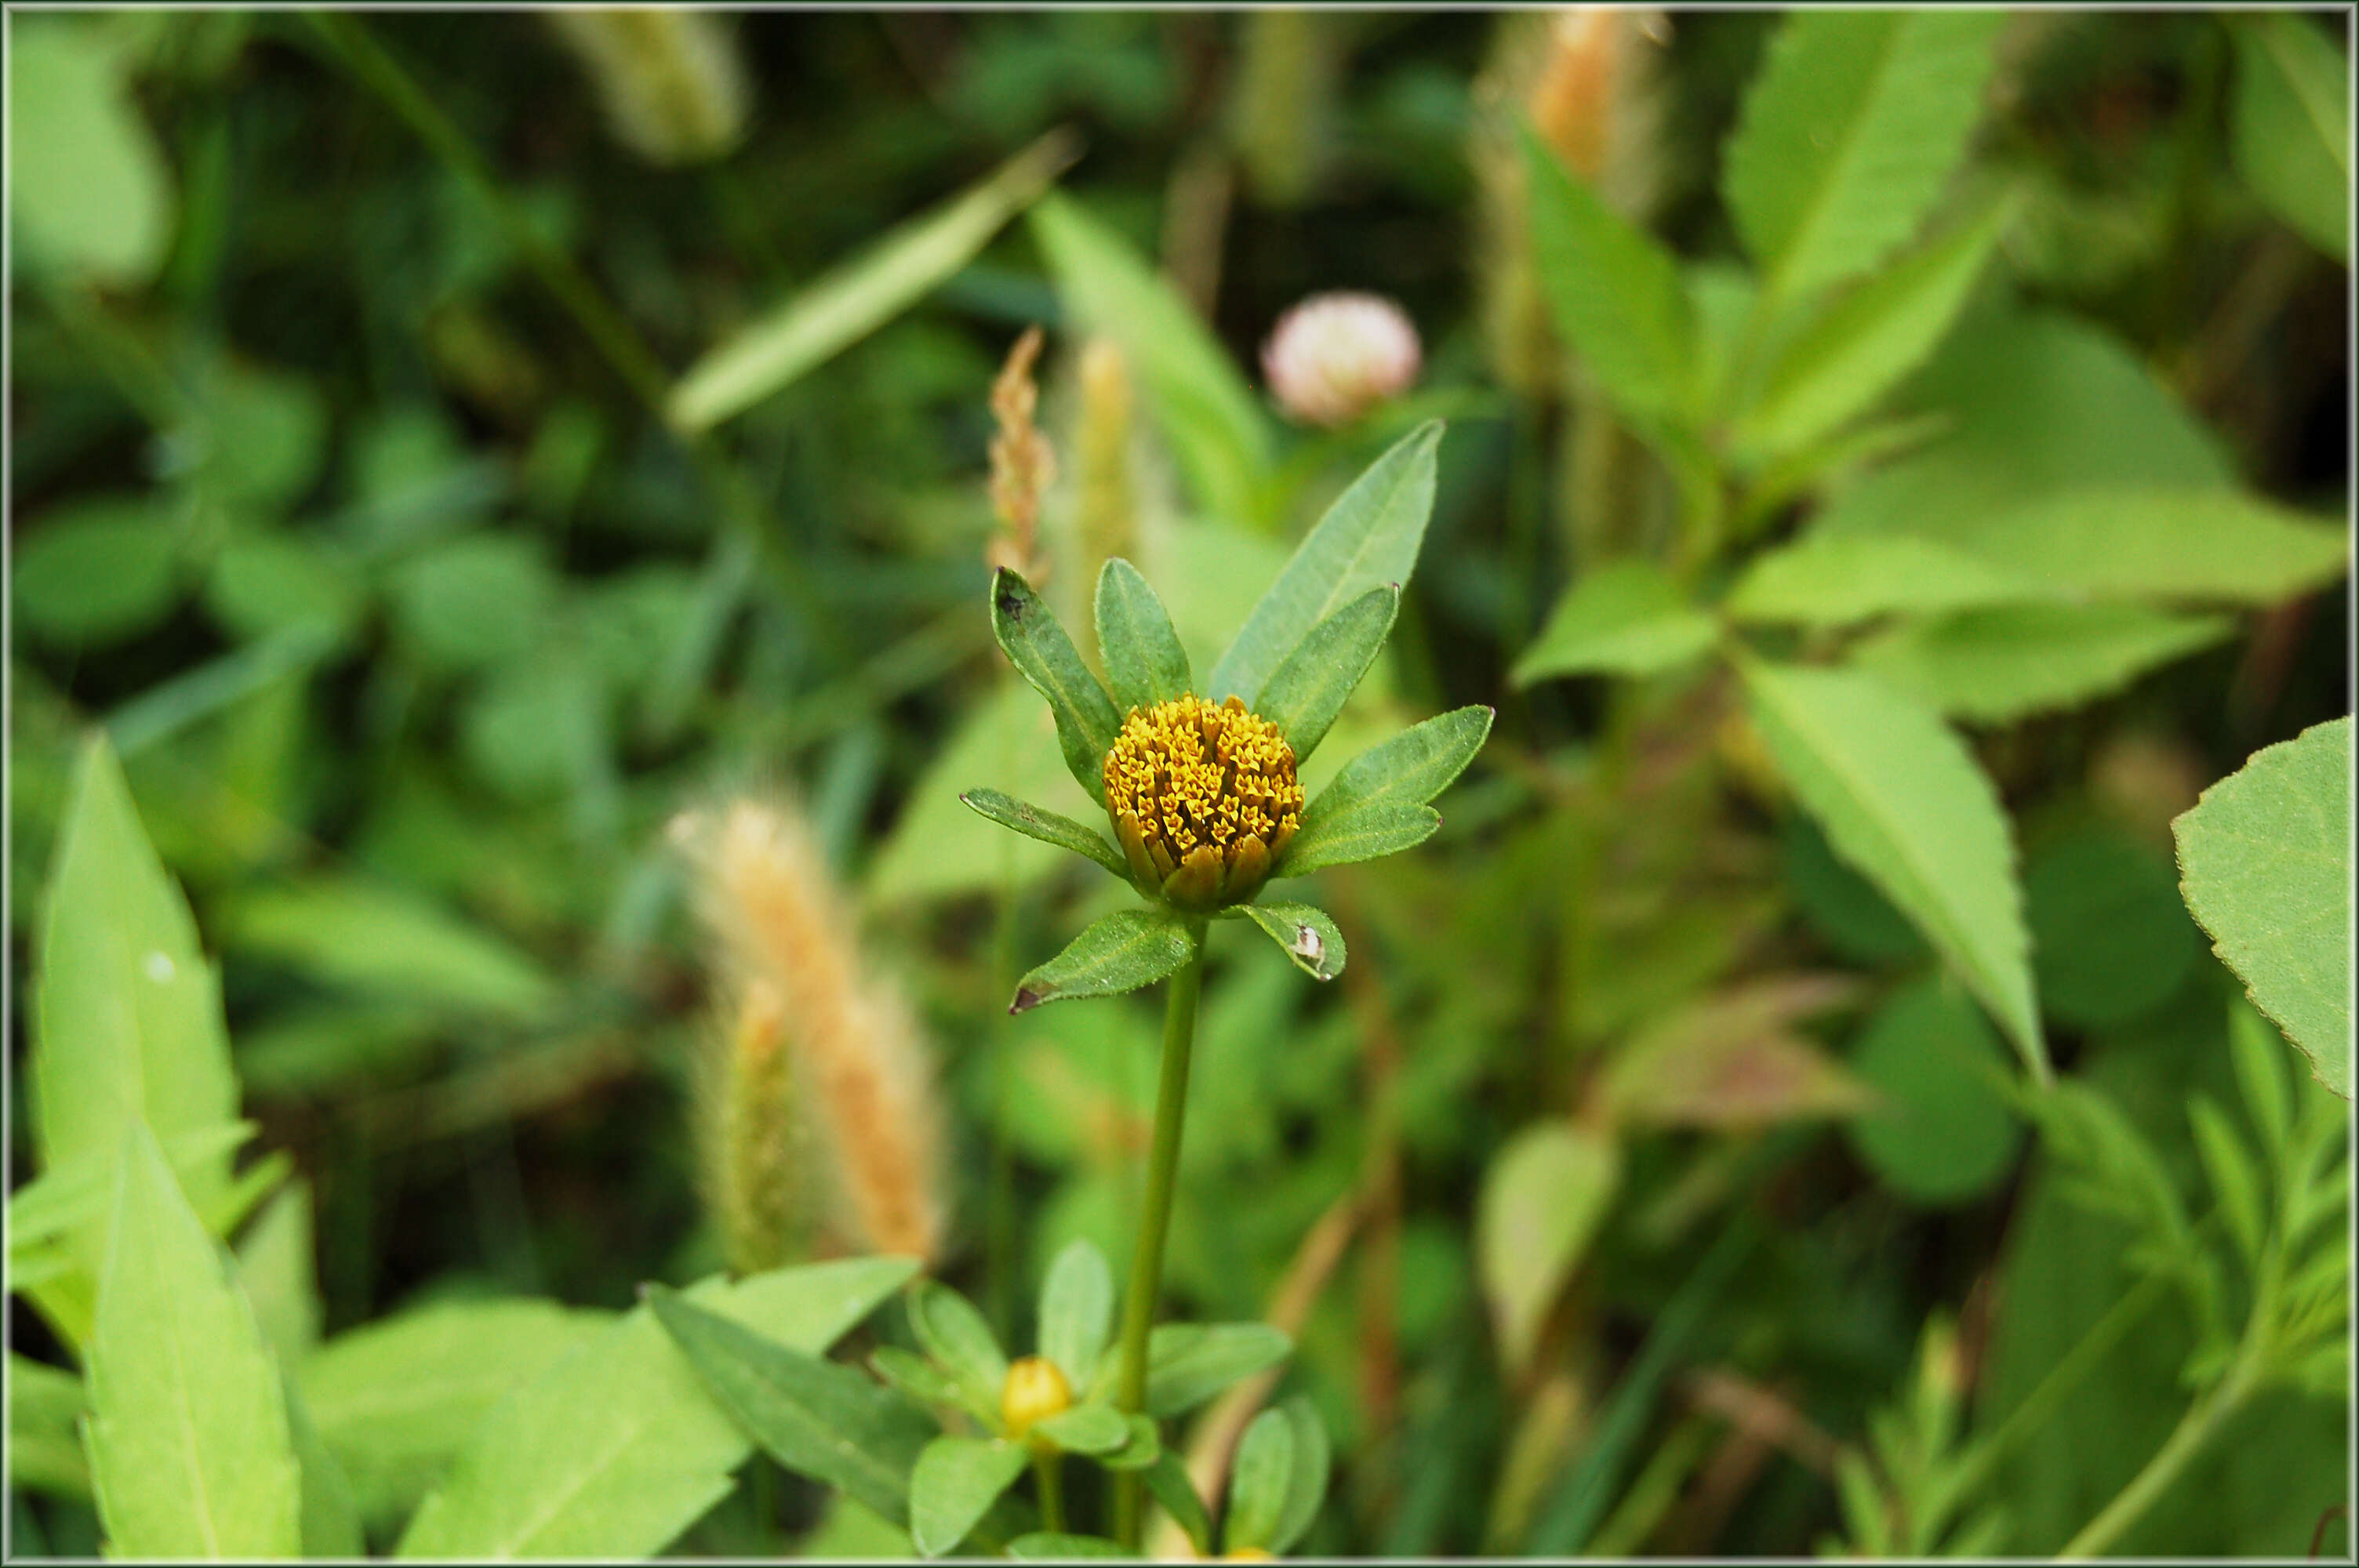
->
[1000,1356,1072,1440]
[1103,694,1305,910]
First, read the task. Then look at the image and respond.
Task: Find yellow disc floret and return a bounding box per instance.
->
[1000,1355,1072,1442]
[1103,694,1304,910]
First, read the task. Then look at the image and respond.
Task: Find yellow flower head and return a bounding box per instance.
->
[1103,694,1305,910]
[999,1355,1073,1442]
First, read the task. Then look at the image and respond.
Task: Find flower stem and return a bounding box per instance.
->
[1035,1450,1067,1535]
[1112,926,1207,1548]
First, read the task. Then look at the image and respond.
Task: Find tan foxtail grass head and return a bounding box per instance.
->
[672,794,946,1268]
[544,11,751,167]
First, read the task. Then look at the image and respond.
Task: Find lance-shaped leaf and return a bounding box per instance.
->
[1513,560,1719,684]
[1479,1123,1621,1381]
[1724,532,2054,627]
[960,789,1129,880]
[1011,907,1199,1014]
[1037,1239,1114,1390]
[1738,658,2046,1081]
[1117,1323,1292,1418]
[1224,1406,1296,1555]
[1095,559,1191,713]
[1276,705,1492,879]
[1523,125,1698,426]
[10,1352,90,1500]
[992,568,1123,807]
[1143,1452,1213,1555]
[2174,715,2354,1098]
[1267,1397,1331,1555]
[2229,13,2350,263]
[907,1281,1009,1419]
[1252,585,1398,762]
[1848,604,2236,724]
[910,1436,1028,1558]
[1926,488,2349,604]
[1207,420,1441,706]
[1232,903,1347,982]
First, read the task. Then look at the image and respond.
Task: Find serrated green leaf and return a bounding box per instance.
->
[671,132,1075,430]
[1234,902,1346,982]
[1142,1450,1212,1555]
[85,1124,301,1558]
[1731,190,2016,460]
[1206,421,1441,706]
[1012,907,1200,1014]
[1849,604,2237,724]
[993,568,1124,808]
[398,1258,914,1557]
[1276,803,1439,880]
[35,735,239,1281]
[300,1296,609,1526]
[9,20,176,286]
[1725,532,2051,629]
[1523,127,1696,424]
[12,499,184,648]
[1007,1530,1138,1559]
[1513,559,1719,684]
[1722,10,2004,299]
[909,1280,1010,1418]
[1223,1406,1295,1554]
[1130,1323,1292,1417]
[9,1352,89,1500]
[2174,716,2354,1098]
[2229,15,2350,263]
[1038,1239,1114,1391]
[1030,194,1273,532]
[1739,659,2045,1080]
[2186,1094,2266,1265]
[910,1436,1028,1557]
[1252,586,1398,762]
[1928,488,2348,604]
[1033,1403,1128,1454]
[1478,1122,1620,1378]
[1844,978,2023,1206]
[1094,559,1192,714]
[960,789,1129,881]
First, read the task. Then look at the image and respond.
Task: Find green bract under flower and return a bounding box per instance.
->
[1103,695,1303,910]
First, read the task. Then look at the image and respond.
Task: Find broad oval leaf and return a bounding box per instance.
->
[1737,659,2045,1080]
[1598,975,1873,1131]
[1223,1407,1295,1555]
[1848,604,2237,725]
[12,499,184,647]
[1843,977,2023,1206]
[1724,532,2053,628]
[1031,1403,1129,1455]
[2174,716,2353,1098]
[1120,1323,1292,1418]
[960,789,1129,881]
[9,21,176,287]
[907,1280,1010,1416]
[1477,1122,1620,1379]
[1037,1238,1114,1390]
[1094,559,1192,714]
[1206,420,1441,707]
[993,568,1123,808]
[1008,1530,1139,1559]
[1722,10,2005,300]
[910,1436,1028,1558]
[871,1345,966,1411]
[1011,907,1199,1014]
[1234,902,1347,982]
[1267,1396,1331,1555]
[1252,585,1399,762]
[1512,559,1719,684]
[1523,127,1697,426]
[2229,14,2350,263]
[671,131,1077,430]
[85,1125,301,1559]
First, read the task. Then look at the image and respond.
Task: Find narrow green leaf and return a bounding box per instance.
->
[1009,1531,1138,1559]
[992,568,1123,808]
[1011,907,1199,1014]
[871,1345,967,1411]
[1721,10,2005,299]
[1223,1407,1296,1553]
[1848,604,2236,725]
[1276,803,1439,880]
[35,735,239,1272]
[1030,194,1274,532]
[2226,1000,2294,1166]
[960,789,1129,880]
[8,1353,89,1500]
[1038,1239,1114,1391]
[1206,420,1441,706]
[1267,1397,1330,1555]
[1033,1403,1129,1455]
[908,1280,1010,1417]
[1142,1323,1292,1418]
[1478,1122,1621,1378]
[1141,1451,1213,1555]
[398,1258,914,1557]
[1732,190,2015,461]
[282,1377,364,1559]
[1523,126,1697,424]
[1738,659,2045,1080]
[1252,585,1398,761]
[1094,559,1192,713]
[2186,1094,2266,1265]
[1724,532,2052,628]
[85,1124,301,1558]
[910,1436,1028,1558]
[1511,559,1719,684]
[9,1122,256,1256]
[220,877,558,1022]
[1928,488,2348,604]
[1234,903,1347,982]
[2174,716,2354,1098]
[671,130,1079,430]
[643,1285,936,1530]
[235,1179,321,1370]
[2229,14,2350,263]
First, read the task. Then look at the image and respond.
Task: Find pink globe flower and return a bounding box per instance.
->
[1260,292,1423,427]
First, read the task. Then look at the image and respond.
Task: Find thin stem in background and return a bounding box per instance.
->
[1034,1450,1067,1535]
[1112,927,1208,1549]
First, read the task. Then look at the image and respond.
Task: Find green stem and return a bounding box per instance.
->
[1111,927,1208,1548]
[1034,1450,1067,1535]
[1950,1273,2168,1502]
